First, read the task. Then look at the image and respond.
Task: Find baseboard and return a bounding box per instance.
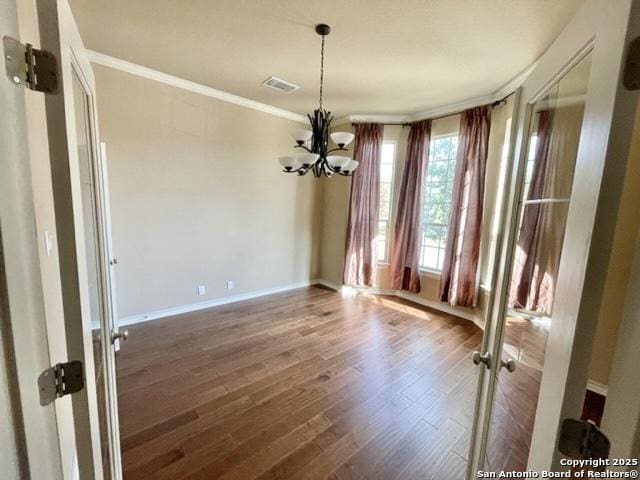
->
[313,278,342,291]
[587,380,608,397]
[314,278,477,324]
[108,277,480,331]
[342,285,396,296]
[395,290,477,323]
[117,279,318,327]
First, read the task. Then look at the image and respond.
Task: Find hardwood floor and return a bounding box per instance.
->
[115,285,531,479]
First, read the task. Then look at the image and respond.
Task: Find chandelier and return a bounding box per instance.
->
[278,24,358,177]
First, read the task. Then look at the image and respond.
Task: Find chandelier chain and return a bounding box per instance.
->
[319,33,325,110]
[278,24,357,178]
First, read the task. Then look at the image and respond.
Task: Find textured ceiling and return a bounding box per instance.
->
[69,0,585,118]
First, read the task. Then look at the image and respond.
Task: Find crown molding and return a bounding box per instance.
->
[336,114,410,126]
[88,50,537,127]
[345,60,537,125]
[334,114,410,126]
[407,92,496,122]
[493,61,538,101]
[332,116,352,127]
[87,50,308,124]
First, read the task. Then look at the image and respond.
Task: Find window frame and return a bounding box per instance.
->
[377,140,397,264]
[419,132,459,275]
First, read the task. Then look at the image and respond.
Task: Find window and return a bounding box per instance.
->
[378,142,396,261]
[517,134,538,230]
[484,118,512,287]
[420,134,458,271]
[523,134,538,194]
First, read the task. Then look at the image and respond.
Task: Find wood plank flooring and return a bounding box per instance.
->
[116,285,534,479]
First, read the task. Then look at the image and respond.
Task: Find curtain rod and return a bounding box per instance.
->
[350,121,411,127]
[424,92,513,121]
[351,92,515,128]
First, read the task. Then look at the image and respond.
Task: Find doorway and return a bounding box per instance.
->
[4,0,639,478]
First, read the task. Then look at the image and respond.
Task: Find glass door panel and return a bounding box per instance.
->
[72,69,112,478]
[483,50,592,472]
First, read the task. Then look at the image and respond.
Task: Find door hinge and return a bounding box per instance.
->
[3,36,58,94]
[38,361,84,406]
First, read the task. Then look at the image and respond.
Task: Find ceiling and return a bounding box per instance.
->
[69,0,585,118]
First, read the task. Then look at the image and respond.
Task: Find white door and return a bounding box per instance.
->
[38,0,123,478]
[467,0,640,476]
[1,0,76,478]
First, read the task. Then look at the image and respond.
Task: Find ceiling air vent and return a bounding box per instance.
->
[261,76,299,94]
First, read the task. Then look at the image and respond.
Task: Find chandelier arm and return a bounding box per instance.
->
[293,144,314,153]
[326,147,349,154]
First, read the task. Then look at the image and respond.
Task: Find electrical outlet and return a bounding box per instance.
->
[197,285,206,296]
[226,280,234,290]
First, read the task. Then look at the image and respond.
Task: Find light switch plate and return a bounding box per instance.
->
[44,230,53,257]
[197,285,206,296]
[227,281,234,290]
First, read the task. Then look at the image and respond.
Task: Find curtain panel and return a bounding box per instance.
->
[439,105,491,307]
[389,120,432,293]
[509,110,553,312]
[509,105,583,314]
[343,123,383,287]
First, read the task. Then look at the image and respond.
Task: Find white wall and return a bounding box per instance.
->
[94,65,322,319]
[588,98,640,386]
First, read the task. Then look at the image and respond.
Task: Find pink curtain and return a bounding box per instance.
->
[509,110,552,312]
[509,105,583,314]
[439,105,491,307]
[389,120,432,293]
[343,123,383,287]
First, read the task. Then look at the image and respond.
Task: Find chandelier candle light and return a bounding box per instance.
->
[278,24,358,177]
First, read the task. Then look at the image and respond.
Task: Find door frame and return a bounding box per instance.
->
[96,140,123,476]
[468,0,639,473]
[0,0,75,477]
